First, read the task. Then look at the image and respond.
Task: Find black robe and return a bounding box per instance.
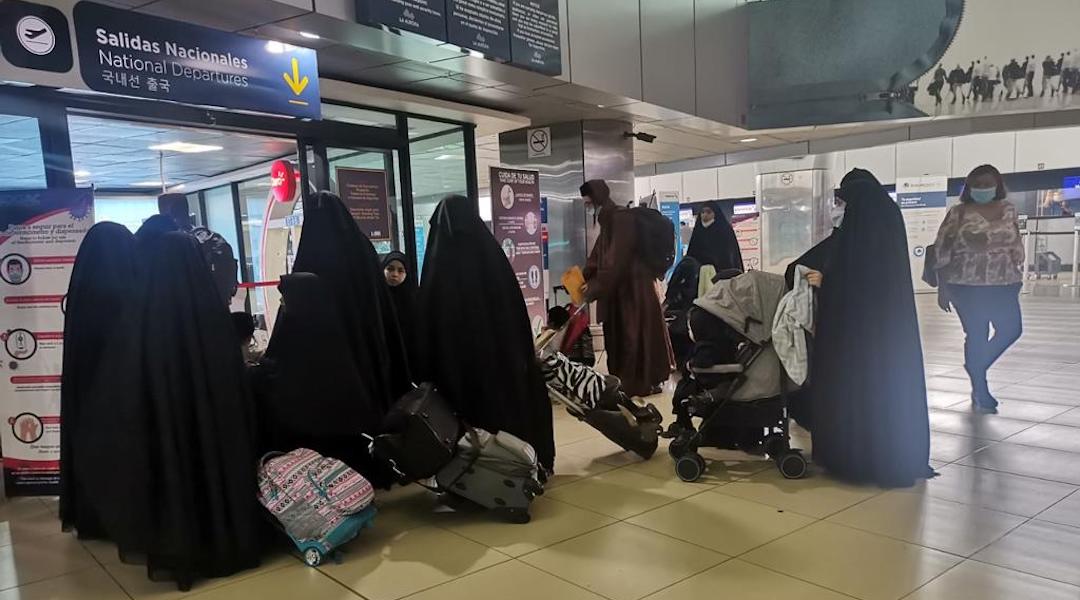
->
[60,222,136,537]
[291,192,411,413]
[76,231,261,589]
[809,175,932,488]
[256,272,392,485]
[685,201,743,272]
[417,195,555,470]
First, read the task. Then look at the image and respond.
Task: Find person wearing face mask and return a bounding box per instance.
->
[932,165,1025,413]
[685,201,744,278]
[783,168,875,291]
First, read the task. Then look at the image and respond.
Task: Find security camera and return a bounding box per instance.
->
[624,131,657,143]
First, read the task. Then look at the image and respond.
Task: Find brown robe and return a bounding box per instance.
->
[584,199,674,396]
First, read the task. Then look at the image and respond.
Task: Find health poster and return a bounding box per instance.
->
[733,213,762,271]
[0,188,93,496]
[490,167,545,334]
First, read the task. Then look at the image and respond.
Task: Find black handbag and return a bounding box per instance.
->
[921,244,939,288]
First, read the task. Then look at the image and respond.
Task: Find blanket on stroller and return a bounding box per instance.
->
[541,351,607,409]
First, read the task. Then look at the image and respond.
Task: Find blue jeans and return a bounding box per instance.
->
[947,283,1023,397]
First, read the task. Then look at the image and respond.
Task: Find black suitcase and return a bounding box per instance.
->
[372,384,463,482]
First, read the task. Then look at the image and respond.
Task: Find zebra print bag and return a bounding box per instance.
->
[540,352,606,409]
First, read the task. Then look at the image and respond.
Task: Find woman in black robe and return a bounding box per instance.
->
[685,201,743,272]
[809,171,933,488]
[291,191,411,411]
[382,251,419,375]
[417,195,555,471]
[256,272,392,486]
[76,231,261,589]
[60,222,136,537]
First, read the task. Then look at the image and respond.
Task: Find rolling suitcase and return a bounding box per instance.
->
[436,429,544,523]
[372,383,463,482]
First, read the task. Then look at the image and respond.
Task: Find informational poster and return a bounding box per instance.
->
[0,188,93,496]
[733,213,762,271]
[508,0,561,75]
[490,167,545,333]
[336,167,392,242]
[447,0,511,61]
[895,176,949,293]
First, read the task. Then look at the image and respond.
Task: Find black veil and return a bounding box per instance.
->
[291,192,411,410]
[75,232,261,588]
[60,222,136,536]
[382,250,419,374]
[257,272,392,486]
[417,195,555,470]
[685,201,743,271]
[809,173,932,487]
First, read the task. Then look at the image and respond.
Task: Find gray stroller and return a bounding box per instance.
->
[668,270,808,481]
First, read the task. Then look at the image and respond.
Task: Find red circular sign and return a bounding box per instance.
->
[270,160,298,203]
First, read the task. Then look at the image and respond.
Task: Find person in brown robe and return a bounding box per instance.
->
[581,180,674,397]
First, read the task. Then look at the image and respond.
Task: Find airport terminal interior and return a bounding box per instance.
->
[2,0,1080,599]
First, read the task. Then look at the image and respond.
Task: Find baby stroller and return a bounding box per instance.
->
[536,306,662,460]
[668,271,808,482]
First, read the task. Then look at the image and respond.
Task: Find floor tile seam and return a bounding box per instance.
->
[613,517,737,557]
[736,548,897,600]
[1032,487,1080,520]
[895,560,969,600]
[0,564,131,599]
[132,554,303,600]
[175,563,366,600]
[388,558,519,600]
[708,483,887,521]
[724,513,823,560]
[950,458,1080,486]
[936,400,1073,421]
[928,419,1040,442]
[537,490,635,520]
[890,484,1075,520]
[0,560,100,594]
[821,503,1029,559]
[995,431,1080,454]
[965,554,1080,589]
[512,520,626,561]
[512,553,648,600]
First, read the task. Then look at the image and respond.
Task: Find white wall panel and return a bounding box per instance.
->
[567,0,643,99]
[716,162,756,199]
[682,168,720,202]
[635,176,653,201]
[897,138,953,178]
[651,173,684,198]
[1015,127,1080,173]
[843,145,896,184]
[951,132,1016,177]
[641,0,696,114]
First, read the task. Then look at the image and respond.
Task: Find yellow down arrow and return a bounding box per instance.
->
[283,57,309,95]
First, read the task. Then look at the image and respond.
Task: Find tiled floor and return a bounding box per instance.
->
[3,295,1080,599]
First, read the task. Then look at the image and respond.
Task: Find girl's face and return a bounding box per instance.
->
[700,207,716,226]
[384,261,407,287]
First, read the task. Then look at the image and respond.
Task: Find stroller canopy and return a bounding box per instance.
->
[693,271,792,401]
[694,271,787,345]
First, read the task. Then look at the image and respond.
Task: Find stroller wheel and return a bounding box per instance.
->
[501,508,532,524]
[675,453,706,483]
[778,451,808,480]
[668,437,690,459]
[303,547,323,567]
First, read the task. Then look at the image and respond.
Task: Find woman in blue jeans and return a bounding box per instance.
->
[933,164,1026,413]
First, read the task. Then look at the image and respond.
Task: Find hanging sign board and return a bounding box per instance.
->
[336,167,393,242]
[0,188,93,496]
[356,0,560,75]
[0,0,321,119]
[447,0,511,61]
[508,0,560,75]
[490,167,545,333]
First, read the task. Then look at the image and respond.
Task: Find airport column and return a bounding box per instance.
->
[498,120,634,289]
